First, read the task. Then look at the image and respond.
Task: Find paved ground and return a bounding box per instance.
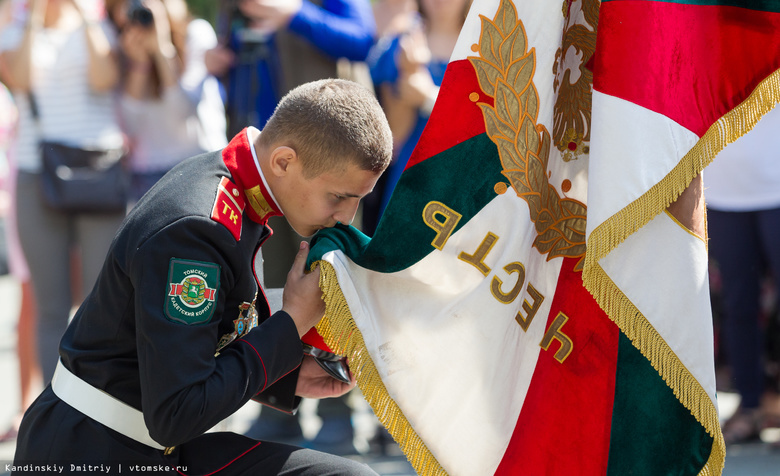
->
[0,274,778,475]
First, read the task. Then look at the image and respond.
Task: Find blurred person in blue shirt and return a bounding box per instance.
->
[361,0,470,236]
[205,0,376,137]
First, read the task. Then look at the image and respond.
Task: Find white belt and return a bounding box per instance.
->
[51,359,168,451]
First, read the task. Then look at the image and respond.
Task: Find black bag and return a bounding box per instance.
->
[28,93,130,213]
[39,141,129,213]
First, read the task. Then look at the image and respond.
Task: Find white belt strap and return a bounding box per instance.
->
[51,359,167,451]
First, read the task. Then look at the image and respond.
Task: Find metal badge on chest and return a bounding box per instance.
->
[215,294,259,356]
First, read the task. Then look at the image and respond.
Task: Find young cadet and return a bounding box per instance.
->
[12,79,392,475]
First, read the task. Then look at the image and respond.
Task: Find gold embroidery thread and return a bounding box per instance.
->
[468,0,588,270]
[552,0,598,162]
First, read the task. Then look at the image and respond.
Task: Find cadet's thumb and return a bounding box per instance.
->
[294,241,309,271]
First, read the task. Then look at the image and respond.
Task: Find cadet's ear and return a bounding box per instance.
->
[268,146,299,177]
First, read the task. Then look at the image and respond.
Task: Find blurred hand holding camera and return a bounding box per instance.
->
[25,0,47,27]
[126,0,153,26]
[115,0,184,99]
[204,45,235,78]
[204,0,303,79]
[237,0,302,35]
[120,25,151,64]
[124,0,175,60]
[396,26,437,110]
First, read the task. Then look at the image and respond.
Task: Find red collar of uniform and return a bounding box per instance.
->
[221,128,282,225]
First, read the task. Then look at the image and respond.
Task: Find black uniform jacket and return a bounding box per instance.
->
[14,130,303,465]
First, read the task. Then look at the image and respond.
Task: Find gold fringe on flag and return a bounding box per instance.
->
[586,262,726,476]
[583,67,780,476]
[315,261,448,476]
[585,68,780,275]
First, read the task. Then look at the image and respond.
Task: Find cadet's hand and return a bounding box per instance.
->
[295,356,356,398]
[282,241,325,337]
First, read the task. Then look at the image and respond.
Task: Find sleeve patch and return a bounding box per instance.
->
[165,258,221,325]
[211,177,245,241]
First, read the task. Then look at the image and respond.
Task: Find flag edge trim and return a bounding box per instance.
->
[586,261,725,475]
[585,67,780,271]
[583,66,780,476]
[315,260,449,476]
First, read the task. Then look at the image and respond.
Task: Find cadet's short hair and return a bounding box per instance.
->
[259,79,393,178]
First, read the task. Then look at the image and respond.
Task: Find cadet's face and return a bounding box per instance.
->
[282,162,381,237]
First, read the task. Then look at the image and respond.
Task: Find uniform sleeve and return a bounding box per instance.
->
[288,0,376,61]
[130,216,302,447]
[250,334,302,413]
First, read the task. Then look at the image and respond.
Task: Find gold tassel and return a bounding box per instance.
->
[316,261,449,476]
[583,67,780,476]
[584,263,726,475]
[586,68,780,272]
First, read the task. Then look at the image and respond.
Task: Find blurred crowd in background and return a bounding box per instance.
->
[0,0,470,455]
[0,0,778,458]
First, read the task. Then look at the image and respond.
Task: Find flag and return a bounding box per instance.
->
[307,0,780,474]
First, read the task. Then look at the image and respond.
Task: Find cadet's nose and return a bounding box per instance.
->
[333,200,360,226]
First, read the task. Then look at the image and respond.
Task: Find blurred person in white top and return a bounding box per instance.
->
[0,0,45,444]
[0,0,126,384]
[705,103,780,445]
[106,0,227,203]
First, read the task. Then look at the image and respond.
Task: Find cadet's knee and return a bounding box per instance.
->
[338,458,378,476]
[303,451,379,476]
